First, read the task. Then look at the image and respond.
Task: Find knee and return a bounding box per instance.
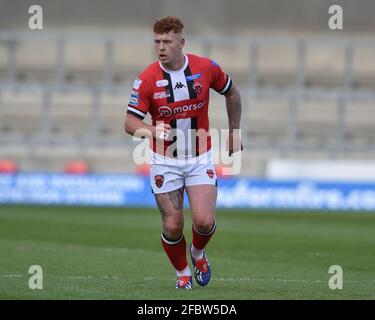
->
[163,220,184,240]
[193,218,215,234]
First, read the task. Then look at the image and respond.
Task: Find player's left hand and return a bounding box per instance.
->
[226,130,243,156]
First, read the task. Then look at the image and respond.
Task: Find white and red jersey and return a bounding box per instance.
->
[127,53,232,158]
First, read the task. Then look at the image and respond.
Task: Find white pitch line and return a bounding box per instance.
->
[1,274,24,278]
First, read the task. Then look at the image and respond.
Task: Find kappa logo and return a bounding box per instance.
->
[155,175,164,188]
[206,169,214,179]
[174,82,186,90]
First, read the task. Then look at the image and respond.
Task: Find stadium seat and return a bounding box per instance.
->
[136,163,150,176]
[0,159,17,173]
[215,165,231,178]
[0,91,43,139]
[63,160,90,174]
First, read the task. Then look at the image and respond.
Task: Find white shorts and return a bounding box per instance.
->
[150,150,217,194]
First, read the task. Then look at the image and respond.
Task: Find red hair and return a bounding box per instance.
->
[153,16,184,34]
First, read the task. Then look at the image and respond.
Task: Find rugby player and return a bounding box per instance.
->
[125,16,242,289]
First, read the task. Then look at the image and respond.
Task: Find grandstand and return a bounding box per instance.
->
[0,0,374,177]
[1,31,375,176]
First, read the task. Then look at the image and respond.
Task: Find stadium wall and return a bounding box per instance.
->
[0,0,374,33]
[0,173,375,211]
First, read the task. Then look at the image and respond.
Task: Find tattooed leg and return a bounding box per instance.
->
[155,187,185,240]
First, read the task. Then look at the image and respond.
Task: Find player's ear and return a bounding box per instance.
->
[180,37,185,48]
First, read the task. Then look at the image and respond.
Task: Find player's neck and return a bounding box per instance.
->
[162,53,185,71]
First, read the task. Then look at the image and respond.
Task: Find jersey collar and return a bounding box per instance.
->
[159,54,188,74]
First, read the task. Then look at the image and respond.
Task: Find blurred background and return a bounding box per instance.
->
[1,0,375,300]
[0,0,375,205]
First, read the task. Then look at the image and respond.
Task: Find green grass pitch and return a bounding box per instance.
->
[0,205,374,299]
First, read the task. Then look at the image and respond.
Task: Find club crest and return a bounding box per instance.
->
[193,80,203,95]
[206,169,214,179]
[155,175,165,188]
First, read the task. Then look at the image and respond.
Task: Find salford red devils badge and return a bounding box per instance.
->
[206,169,214,179]
[193,80,203,95]
[155,175,164,188]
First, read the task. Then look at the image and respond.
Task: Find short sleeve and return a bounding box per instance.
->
[209,60,232,95]
[127,76,151,120]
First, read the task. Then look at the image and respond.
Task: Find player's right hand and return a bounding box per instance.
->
[154,122,171,141]
[227,130,243,156]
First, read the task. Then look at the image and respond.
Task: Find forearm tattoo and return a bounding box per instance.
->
[225,85,242,130]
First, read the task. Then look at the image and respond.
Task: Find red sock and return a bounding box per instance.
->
[192,221,216,250]
[161,233,188,271]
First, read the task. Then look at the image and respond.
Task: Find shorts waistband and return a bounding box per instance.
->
[151,149,212,166]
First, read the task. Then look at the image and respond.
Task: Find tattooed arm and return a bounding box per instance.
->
[224,82,243,155]
[224,82,242,130]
